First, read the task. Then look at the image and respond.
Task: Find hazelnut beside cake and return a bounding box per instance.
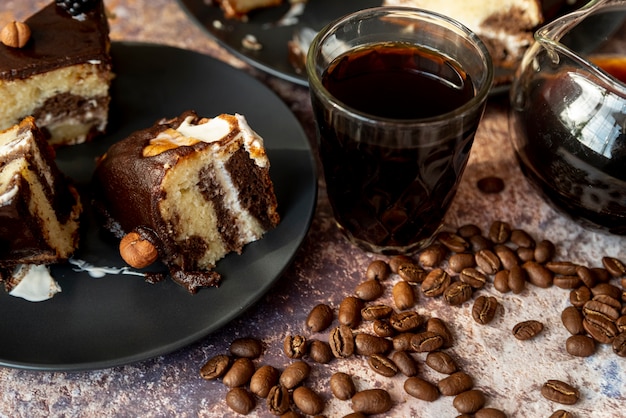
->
[92,111,280,293]
[0,0,113,147]
[0,116,82,268]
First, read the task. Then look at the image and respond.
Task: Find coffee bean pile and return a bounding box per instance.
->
[200,220,625,416]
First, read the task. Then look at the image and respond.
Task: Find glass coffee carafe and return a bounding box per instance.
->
[509,0,626,234]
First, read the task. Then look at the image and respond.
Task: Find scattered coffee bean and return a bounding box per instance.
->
[308,339,333,364]
[438,231,470,253]
[397,262,427,283]
[422,268,451,297]
[546,261,578,276]
[284,334,308,359]
[460,268,487,289]
[330,372,356,400]
[475,408,507,418]
[591,267,611,283]
[453,389,486,414]
[470,234,493,252]
[392,280,417,310]
[541,380,580,405]
[329,325,355,358]
[425,351,457,374]
[225,387,255,415]
[523,261,553,288]
[534,240,556,263]
[392,333,414,352]
[292,386,324,415]
[477,176,505,194]
[570,286,591,309]
[472,295,499,325]
[250,365,280,398]
[368,353,398,377]
[475,249,501,275]
[390,310,424,333]
[449,253,475,273]
[267,384,291,415]
[616,316,626,333]
[389,255,414,274]
[222,357,255,388]
[338,296,363,328]
[392,350,418,376]
[306,303,334,333]
[554,275,582,289]
[512,320,544,340]
[426,317,454,348]
[517,246,535,263]
[566,334,596,357]
[372,319,396,338]
[494,244,520,270]
[355,279,384,301]
[361,304,393,321]
[200,354,231,380]
[279,360,310,389]
[410,331,444,352]
[229,337,263,359]
[493,270,511,293]
[508,264,527,294]
[561,306,584,335]
[438,371,474,396]
[351,389,393,415]
[510,229,535,248]
[366,260,390,281]
[583,299,620,322]
[583,316,618,344]
[612,332,626,357]
[355,333,392,356]
[576,265,596,288]
[488,221,511,244]
[404,376,440,401]
[593,294,621,311]
[591,283,622,300]
[444,281,473,306]
[549,410,574,418]
[419,243,448,267]
[457,224,482,238]
[602,256,626,277]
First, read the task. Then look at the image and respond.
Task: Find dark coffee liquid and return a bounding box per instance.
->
[314,43,478,252]
[322,43,474,119]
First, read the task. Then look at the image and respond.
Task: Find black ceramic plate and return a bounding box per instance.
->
[0,43,317,371]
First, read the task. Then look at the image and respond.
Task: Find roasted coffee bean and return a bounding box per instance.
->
[593,294,622,311]
[351,389,393,415]
[229,337,263,359]
[279,360,310,389]
[390,310,424,332]
[225,387,255,415]
[549,410,574,418]
[267,385,290,415]
[541,380,580,405]
[453,389,486,414]
[338,296,363,328]
[575,265,596,288]
[330,372,357,400]
[546,261,578,276]
[561,306,584,335]
[425,351,457,374]
[344,412,367,418]
[372,319,396,338]
[366,260,390,281]
[553,275,581,289]
[411,331,444,352]
[517,246,535,263]
[449,253,475,273]
[419,243,448,267]
[361,304,393,321]
[488,220,511,244]
[426,317,454,348]
[493,270,511,293]
[477,176,505,194]
[570,286,591,308]
[583,316,618,344]
[460,268,487,289]
[438,231,469,253]
[472,295,499,325]
[355,333,392,356]
[222,357,255,388]
[523,261,553,288]
[566,334,596,357]
[591,267,611,283]
[250,365,279,398]
[443,281,473,306]
[616,316,626,333]
[308,339,333,364]
[284,335,308,359]
[457,224,482,238]
[392,332,415,352]
[306,303,334,333]
[475,249,501,275]
[392,351,418,376]
[591,283,622,300]
[398,262,427,283]
[392,281,417,310]
[494,244,520,270]
[512,320,544,340]
[389,255,414,274]
[200,354,231,380]
[602,256,626,277]
[474,408,507,418]
[470,234,494,252]
[583,299,620,321]
[293,386,324,416]
[329,325,354,358]
[438,371,474,396]
[422,268,451,297]
[612,331,626,357]
[404,376,440,401]
[368,353,398,377]
[508,264,527,294]
[534,240,556,263]
[510,229,535,248]
[354,279,384,301]
[279,411,299,418]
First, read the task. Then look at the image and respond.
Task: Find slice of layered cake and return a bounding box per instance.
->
[93,111,280,293]
[0,116,82,267]
[0,0,113,146]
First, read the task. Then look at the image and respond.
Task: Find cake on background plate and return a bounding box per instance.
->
[92,111,280,293]
[0,0,113,147]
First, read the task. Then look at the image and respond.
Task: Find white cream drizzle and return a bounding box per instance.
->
[9,264,61,302]
[68,258,146,278]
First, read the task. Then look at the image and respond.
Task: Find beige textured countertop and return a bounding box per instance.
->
[1,1,625,417]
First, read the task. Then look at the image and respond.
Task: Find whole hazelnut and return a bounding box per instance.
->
[1,21,31,48]
[119,231,159,269]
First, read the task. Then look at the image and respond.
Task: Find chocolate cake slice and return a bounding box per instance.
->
[0,116,82,267]
[93,111,280,293]
[0,0,113,146]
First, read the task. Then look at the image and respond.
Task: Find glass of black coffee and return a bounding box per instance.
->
[306,7,493,254]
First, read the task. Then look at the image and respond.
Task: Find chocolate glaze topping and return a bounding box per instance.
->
[0,1,111,80]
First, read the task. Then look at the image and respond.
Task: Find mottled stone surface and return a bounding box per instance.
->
[1,1,625,417]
